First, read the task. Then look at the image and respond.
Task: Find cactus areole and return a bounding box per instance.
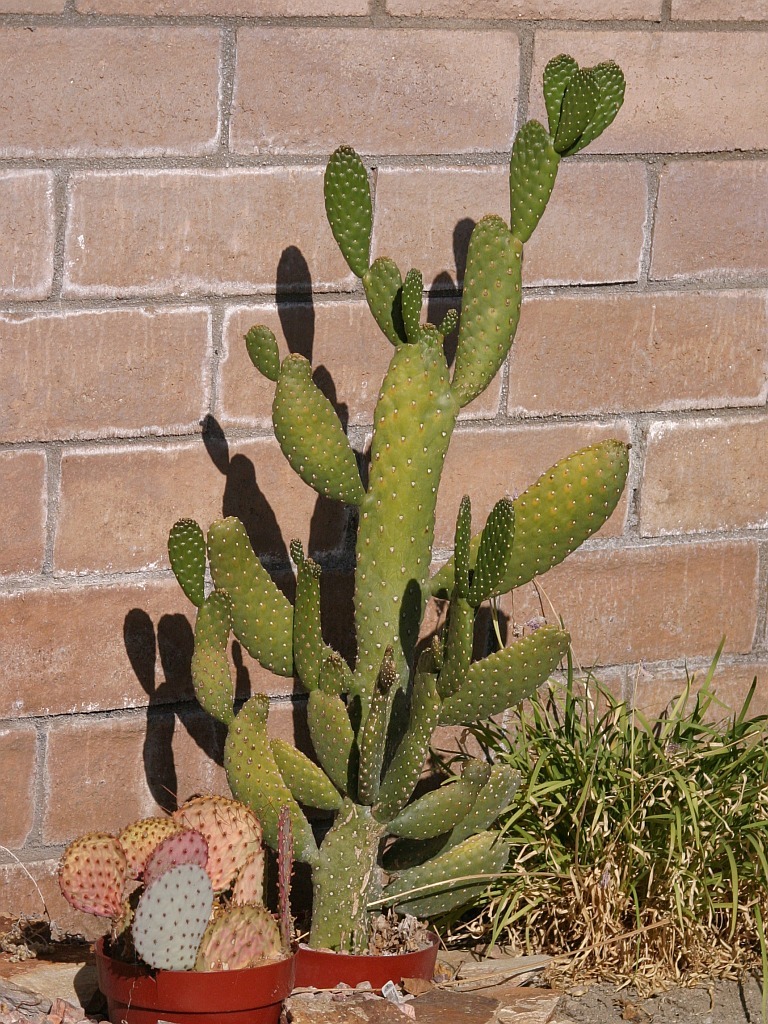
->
[169,55,629,955]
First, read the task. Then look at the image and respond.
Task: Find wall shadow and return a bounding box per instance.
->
[123,608,228,813]
[125,245,359,805]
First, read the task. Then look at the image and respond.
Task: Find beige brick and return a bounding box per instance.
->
[0,172,54,299]
[219,301,497,431]
[507,291,768,416]
[0,27,219,158]
[0,861,103,939]
[640,415,768,536]
[42,712,219,839]
[220,303,391,431]
[0,452,46,575]
[672,0,768,18]
[651,160,768,281]
[55,437,346,572]
[0,725,37,847]
[0,308,210,443]
[231,28,519,155]
[64,169,352,298]
[531,31,768,153]
[0,0,63,9]
[388,0,659,16]
[78,0,365,10]
[0,580,295,720]
[436,421,631,550]
[501,541,758,666]
[372,161,645,288]
[524,161,646,285]
[630,661,768,721]
[43,701,308,844]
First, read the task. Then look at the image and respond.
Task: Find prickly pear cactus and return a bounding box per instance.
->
[58,795,285,971]
[169,54,629,953]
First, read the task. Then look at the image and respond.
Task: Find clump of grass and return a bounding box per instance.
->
[447,645,768,992]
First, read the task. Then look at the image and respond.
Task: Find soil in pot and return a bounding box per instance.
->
[96,937,295,1024]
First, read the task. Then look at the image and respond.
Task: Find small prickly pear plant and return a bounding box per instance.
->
[58,795,291,971]
[168,56,630,954]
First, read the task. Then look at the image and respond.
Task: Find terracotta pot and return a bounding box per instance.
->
[293,932,439,991]
[95,937,295,1024]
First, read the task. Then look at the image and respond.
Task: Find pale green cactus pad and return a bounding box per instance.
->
[171,51,628,955]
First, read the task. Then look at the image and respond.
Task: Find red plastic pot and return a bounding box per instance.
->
[293,932,439,991]
[95,937,295,1024]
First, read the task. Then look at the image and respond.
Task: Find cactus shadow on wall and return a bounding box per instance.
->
[123,608,229,812]
[426,217,475,369]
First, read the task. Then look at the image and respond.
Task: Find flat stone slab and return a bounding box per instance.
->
[287,978,561,1024]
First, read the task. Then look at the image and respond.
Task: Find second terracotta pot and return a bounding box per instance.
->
[294,933,439,991]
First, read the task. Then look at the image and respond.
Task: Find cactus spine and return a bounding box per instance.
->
[170,55,629,954]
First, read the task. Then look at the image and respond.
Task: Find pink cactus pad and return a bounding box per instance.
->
[194,904,283,972]
[58,833,127,919]
[119,817,184,879]
[232,847,265,906]
[143,828,208,889]
[173,795,262,891]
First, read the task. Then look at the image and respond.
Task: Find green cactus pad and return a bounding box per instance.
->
[451,216,523,409]
[273,354,365,506]
[310,800,384,951]
[374,666,442,822]
[498,439,630,593]
[354,340,459,705]
[362,257,407,346]
[438,308,459,338]
[508,120,560,244]
[438,593,474,699]
[207,517,294,677]
[307,688,355,794]
[271,738,344,811]
[454,496,472,600]
[224,695,318,866]
[191,590,235,726]
[245,325,281,382]
[387,779,477,839]
[543,53,578,137]
[293,557,329,692]
[428,440,630,598]
[553,67,599,154]
[444,762,521,849]
[439,625,569,726]
[468,497,515,606]
[318,651,354,695]
[358,648,398,805]
[324,145,373,279]
[565,61,626,156]
[381,832,510,918]
[168,518,207,608]
[401,268,424,344]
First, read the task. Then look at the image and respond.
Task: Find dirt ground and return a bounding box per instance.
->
[556,976,765,1024]
[1,917,766,1024]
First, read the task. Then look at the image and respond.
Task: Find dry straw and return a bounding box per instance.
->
[445,643,768,995]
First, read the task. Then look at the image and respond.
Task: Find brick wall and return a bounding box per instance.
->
[1,2,766,926]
